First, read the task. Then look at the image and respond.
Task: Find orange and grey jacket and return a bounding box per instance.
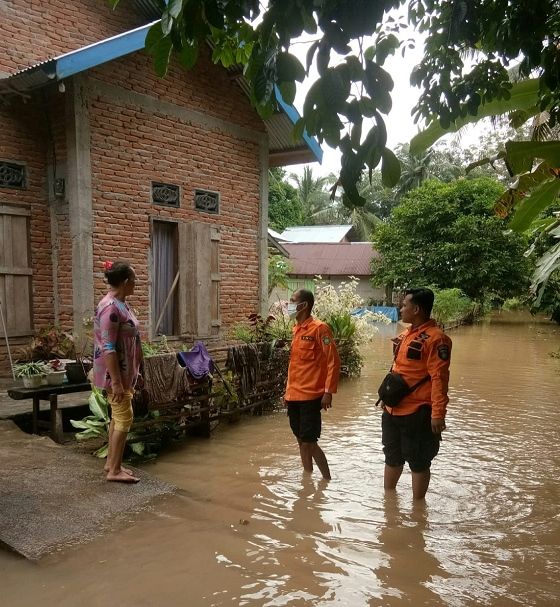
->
[386,319,452,419]
[284,316,341,401]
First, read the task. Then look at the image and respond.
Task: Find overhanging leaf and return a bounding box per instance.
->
[276,52,305,83]
[178,42,199,70]
[151,36,174,77]
[278,81,296,105]
[410,78,541,155]
[381,148,401,187]
[531,240,560,304]
[505,140,560,175]
[509,178,560,232]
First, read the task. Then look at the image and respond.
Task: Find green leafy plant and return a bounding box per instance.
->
[268,255,291,295]
[13,361,48,378]
[142,335,174,357]
[431,288,476,326]
[313,278,390,377]
[70,387,110,458]
[212,370,240,412]
[502,297,526,312]
[71,387,182,461]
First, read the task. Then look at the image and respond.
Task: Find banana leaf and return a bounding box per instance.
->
[410,79,540,156]
[509,178,560,232]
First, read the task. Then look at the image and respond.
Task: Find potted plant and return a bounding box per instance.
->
[45,359,66,386]
[13,361,48,389]
[65,321,93,384]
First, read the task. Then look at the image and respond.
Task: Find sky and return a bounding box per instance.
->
[285,16,483,178]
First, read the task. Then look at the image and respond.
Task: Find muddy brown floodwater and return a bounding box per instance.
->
[2,312,560,607]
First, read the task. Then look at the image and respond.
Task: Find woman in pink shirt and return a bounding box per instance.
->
[93,260,142,483]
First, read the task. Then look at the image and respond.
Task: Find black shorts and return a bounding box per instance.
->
[286,398,322,443]
[382,405,440,473]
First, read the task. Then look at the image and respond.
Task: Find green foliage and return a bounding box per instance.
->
[230,313,293,344]
[502,297,526,312]
[408,1,560,129]
[323,313,363,378]
[290,167,334,224]
[372,178,531,301]
[268,168,303,231]
[109,0,560,205]
[13,361,47,377]
[268,255,291,295]
[70,387,110,458]
[410,79,542,156]
[71,387,181,461]
[141,335,173,357]
[431,288,476,325]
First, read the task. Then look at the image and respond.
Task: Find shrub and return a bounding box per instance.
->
[314,278,391,377]
[431,288,476,325]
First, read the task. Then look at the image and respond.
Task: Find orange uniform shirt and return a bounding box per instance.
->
[385,319,452,419]
[284,316,341,401]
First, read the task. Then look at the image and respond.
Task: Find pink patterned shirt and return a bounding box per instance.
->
[93,293,142,390]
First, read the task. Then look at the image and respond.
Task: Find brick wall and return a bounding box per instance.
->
[0,94,56,371]
[87,50,266,339]
[0,21,271,374]
[0,0,144,74]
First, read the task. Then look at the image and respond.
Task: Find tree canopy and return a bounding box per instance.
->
[268,168,304,232]
[110,0,560,208]
[371,178,530,301]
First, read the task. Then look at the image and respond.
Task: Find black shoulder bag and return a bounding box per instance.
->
[375,340,430,408]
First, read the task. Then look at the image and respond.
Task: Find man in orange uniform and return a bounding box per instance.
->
[382,288,452,500]
[284,289,341,480]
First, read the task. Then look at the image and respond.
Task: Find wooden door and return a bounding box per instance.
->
[0,205,33,336]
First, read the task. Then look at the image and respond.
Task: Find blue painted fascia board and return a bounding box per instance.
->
[45,21,322,162]
[274,85,323,164]
[55,22,155,80]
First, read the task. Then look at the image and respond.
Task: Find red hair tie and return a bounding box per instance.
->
[102,260,113,271]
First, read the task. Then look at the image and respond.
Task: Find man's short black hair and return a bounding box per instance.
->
[297,289,315,312]
[405,288,435,317]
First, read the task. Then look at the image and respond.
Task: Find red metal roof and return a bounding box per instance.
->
[284,242,379,276]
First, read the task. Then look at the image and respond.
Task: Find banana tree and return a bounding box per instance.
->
[410,79,560,304]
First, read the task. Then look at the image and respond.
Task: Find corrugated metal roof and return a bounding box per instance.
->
[284,242,379,276]
[132,0,161,19]
[0,20,322,165]
[280,225,354,243]
[268,228,284,240]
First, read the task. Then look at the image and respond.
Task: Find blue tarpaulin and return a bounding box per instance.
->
[352,306,399,322]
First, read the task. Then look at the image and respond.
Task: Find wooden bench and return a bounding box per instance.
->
[7,382,91,443]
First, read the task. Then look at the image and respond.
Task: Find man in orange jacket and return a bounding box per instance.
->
[382,287,452,500]
[284,289,340,480]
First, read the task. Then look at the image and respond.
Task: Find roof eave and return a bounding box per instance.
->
[0,21,322,165]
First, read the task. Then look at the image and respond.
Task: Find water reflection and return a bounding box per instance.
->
[375,495,447,606]
[1,313,560,606]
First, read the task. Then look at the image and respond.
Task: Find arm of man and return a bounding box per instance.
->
[99,305,125,401]
[319,325,341,410]
[427,335,452,433]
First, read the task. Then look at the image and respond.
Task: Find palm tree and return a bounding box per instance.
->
[290,167,334,224]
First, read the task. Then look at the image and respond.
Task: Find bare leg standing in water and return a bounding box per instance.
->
[284,289,340,482]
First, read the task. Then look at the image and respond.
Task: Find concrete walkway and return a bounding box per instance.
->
[0,420,176,560]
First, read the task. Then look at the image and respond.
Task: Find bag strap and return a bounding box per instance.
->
[406,374,430,394]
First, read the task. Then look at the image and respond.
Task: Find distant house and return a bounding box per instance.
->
[269,241,388,306]
[279,225,357,243]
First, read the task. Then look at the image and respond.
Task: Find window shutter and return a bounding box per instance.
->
[178,221,221,339]
[0,205,33,336]
[209,226,221,337]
